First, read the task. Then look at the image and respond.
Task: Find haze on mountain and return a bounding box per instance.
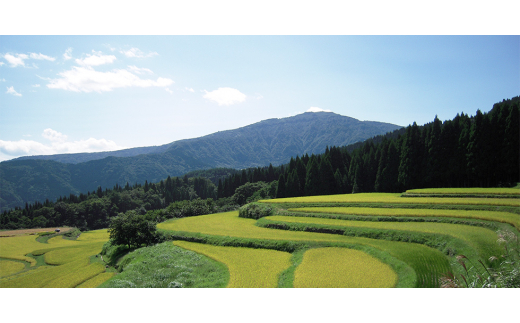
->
[0,111,400,211]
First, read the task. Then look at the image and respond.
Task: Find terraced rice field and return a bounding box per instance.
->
[159,211,450,287]
[0,229,110,288]
[287,207,520,230]
[263,215,502,259]
[293,248,397,288]
[405,188,520,196]
[260,192,520,207]
[173,240,292,287]
[0,260,26,277]
[161,190,518,288]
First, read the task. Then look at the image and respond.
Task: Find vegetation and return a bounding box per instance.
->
[100,242,228,288]
[238,202,274,219]
[108,210,159,249]
[286,207,520,231]
[0,260,26,278]
[173,240,292,288]
[293,247,397,288]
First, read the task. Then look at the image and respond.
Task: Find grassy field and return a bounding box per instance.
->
[173,240,292,288]
[293,247,397,288]
[287,207,520,230]
[100,242,229,288]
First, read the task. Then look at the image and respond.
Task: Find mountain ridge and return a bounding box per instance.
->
[0,111,402,211]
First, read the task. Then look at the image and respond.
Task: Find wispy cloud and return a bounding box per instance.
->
[0,62,4,66]
[0,129,126,158]
[3,53,28,67]
[127,65,153,74]
[63,48,73,60]
[165,88,173,94]
[46,66,174,93]
[0,78,5,82]
[203,87,247,106]
[183,87,195,93]
[75,50,116,66]
[6,86,22,96]
[307,107,332,113]
[120,47,158,58]
[29,53,55,61]
[32,84,40,87]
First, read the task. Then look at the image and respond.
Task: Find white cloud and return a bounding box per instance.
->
[4,53,28,67]
[184,87,195,92]
[42,128,67,142]
[0,62,4,66]
[127,65,153,74]
[29,53,55,61]
[120,47,158,58]
[46,66,174,93]
[75,50,116,66]
[307,107,332,113]
[63,48,73,60]
[0,129,126,158]
[165,88,173,94]
[32,84,40,87]
[6,86,22,96]
[203,87,247,106]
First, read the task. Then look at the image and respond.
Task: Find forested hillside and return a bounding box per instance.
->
[2,97,517,230]
[0,112,400,211]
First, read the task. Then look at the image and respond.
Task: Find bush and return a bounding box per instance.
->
[238,202,273,219]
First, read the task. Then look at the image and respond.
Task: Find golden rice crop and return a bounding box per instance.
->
[159,211,451,287]
[0,260,26,277]
[0,257,105,288]
[294,247,397,288]
[288,207,520,231]
[259,193,519,207]
[406,188,520,196]
[76,272,116,288]
[265,215,502,260]
[44,243,105,265]
[173,240,291,288]
[0,235,46,265]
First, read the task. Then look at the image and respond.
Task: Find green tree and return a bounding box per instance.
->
[108,211,158,249]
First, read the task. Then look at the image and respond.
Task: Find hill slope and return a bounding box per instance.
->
[0,112,401,211]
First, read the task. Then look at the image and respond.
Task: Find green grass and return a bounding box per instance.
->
[287,207,520,230]
[174,240,292,288]
[293,247,398,288]
[99,242,229,288]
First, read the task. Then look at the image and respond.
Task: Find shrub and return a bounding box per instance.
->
[238,202,273,219]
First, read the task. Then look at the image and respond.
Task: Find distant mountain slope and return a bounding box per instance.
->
[0,112,401,211]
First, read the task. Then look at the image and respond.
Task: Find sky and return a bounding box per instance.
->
[0,8,519,163]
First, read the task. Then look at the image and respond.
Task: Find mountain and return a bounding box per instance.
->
[0,111,401,211]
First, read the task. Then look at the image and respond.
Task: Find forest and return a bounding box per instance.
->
[1,96,518,231]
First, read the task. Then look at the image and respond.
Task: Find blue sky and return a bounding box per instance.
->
[1,35,519,162]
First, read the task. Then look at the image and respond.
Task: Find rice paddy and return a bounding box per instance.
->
[293,248,397,288]
[259,192,520,207]
[0,229,111,288]
[2,188,516,288]
[287,207,520,230]
[173,240,292,288]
